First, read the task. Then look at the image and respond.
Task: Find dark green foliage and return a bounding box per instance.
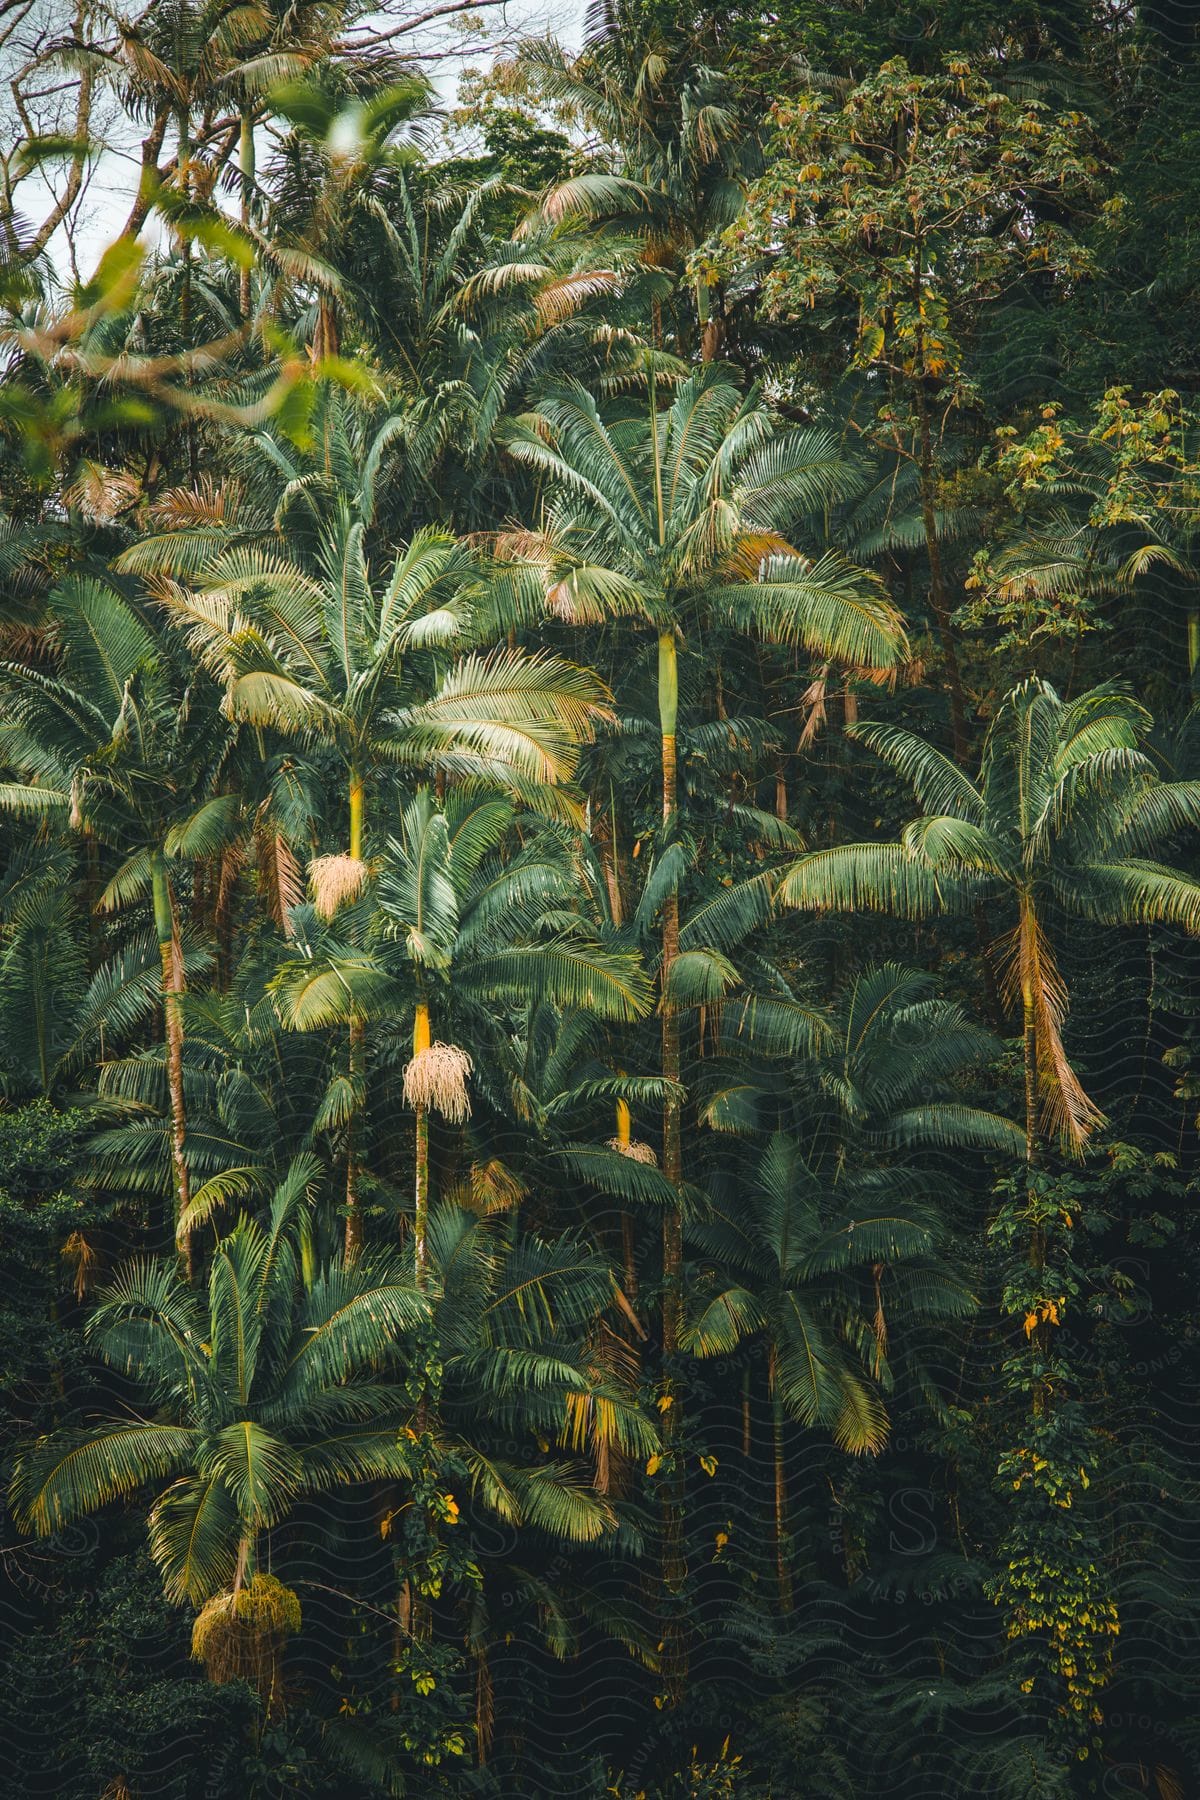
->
[2,0,1200,1793]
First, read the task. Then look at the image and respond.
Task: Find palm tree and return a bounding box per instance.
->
[514,0,757,358]
[0,575,243,1270]
[125,406,615,850]
[10,1155,428,1707]
[100,0,337,370]
[779,680,1200,1372]
[687,1129,972,1607]
[263,69,436,358]
[340,170,639,535]
[424,1198,656,1538]
[690,964,1010,1608]
[502,365,905,1633]
[376,788,653,1284]
[124,424,614,1255]
[782,682,1200,1158]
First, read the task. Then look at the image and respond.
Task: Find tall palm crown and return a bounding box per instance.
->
[420,1200,656,1537]
[704,960,1022,1157]
[503,368,903,669]
[376,789,651,1027]
[694,965,1012,1431]
[121,397,616,854]
[263,69,436,357]
[688,1124,973,1452]
[782,679,1200,1152]
[10,1156,428,1603]
[514,0,756,355]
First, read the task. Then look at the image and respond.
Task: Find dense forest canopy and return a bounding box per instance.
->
[2,0,1200,1794]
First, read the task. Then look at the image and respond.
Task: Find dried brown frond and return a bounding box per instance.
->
[215,840,243,915]
[721,531,799,580]
[484,526,553,564]
[545,573,609,624]
[149,476,242,530]
[796,668,830,753]
[606,1135,658,1165]
[403,1042,473,1122]
[256,830,303,938]
[871,1263,888,1378]
[533,269,622,325]
[562,1320,642,1497]
[469,1158,526,1214]
[308,854,367,921]
[996,908,1105,1155]
[62,1230,99,1300]
[63,461,141,524]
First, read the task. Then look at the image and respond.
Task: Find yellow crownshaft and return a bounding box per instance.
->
[349,771,364,861]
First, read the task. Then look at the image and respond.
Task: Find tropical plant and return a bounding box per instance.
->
[513,0,758,358]
[691,963,1010,1604]
[781,683,1200,1161]
[502,364,903,1642]
[729,57,1097,755]
[0,574,243,1267]
[9,1154,428,1707]
[375,787,652,1281]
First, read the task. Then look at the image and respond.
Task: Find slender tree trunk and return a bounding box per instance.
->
[345,1015,365,1265]
[344,770,366,1265]
[123,106,171,240]
[151,850,193,1280]
[413,1000,431,1287]
[1019,897,1046,1416]
[658,625,687,1692]
[771,1367,792,1614]
[349,771,364,864]
[597,796,624,925]
[239,107,255,322]
[774,755,788,824]
[615,1095,638,1302]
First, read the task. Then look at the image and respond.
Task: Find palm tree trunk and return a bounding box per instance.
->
[771,1366,792,1614]
[1018,897,1047,1417]
[349,771,364,862]
[345,1015,365,1265]
[151,850,193,1280]
[413,1000,431,1288]
[657,625,687,1690]
[615,1095,638,1302]
[659,628,682,1366]
[239,106,255,322]
[344,767,366,1265]
[597,791,623,925]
